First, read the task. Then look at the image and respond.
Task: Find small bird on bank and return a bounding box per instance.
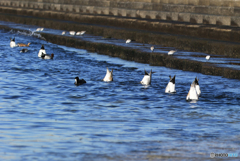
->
[168,50,177,55]
[76,31,86,36]
[126,39,131,43]
[74,77,86,85]
[186,79,199,101]
[18,42,31,47]
[69,31,76,35]
[10,38,17,48]
[140,69,154,85]
[206,55,210,60]
[38,45,47,57]
[165,75,176,93]
[36,28,44,31]
[41,53,54,59]
[20,48,28,53]
[150,46,154,52]
[103,68,113,82]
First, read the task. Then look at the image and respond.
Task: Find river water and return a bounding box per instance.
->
[0,25,239,161]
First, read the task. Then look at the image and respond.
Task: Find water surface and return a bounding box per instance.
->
[0,27,239,161]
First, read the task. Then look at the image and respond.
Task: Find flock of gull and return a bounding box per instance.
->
[9,28,205,101]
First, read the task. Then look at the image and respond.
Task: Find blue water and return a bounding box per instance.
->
[0,27,240,161]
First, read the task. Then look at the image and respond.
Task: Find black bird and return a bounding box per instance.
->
[20,48,28,53]
[74,77,86,85]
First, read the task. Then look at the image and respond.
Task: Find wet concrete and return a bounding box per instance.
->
[0,10,240,59]
[1,23,239,80]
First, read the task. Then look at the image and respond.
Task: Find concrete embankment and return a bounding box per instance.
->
[1,11,240,59]
[1,25,239,79]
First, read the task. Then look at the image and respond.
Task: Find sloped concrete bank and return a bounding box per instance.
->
[2,6,240,44]
[1,11,240,59]
[42,33,240,80]
[2,25,239,79]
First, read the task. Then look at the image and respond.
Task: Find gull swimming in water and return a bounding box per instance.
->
[168,50,177,55]
[74,77,86,85]
[126,39,131,43]
[10,38,17,48]
[206,55,210,60]
[150,46,154,52]
[140,69,154,85]
[103,67,113,82]
[62,31,66,35]
[186,79,199,101]
[165,75,176,93]
[69,31,76,35]
[38,45,47,57]
[76,31,86,36]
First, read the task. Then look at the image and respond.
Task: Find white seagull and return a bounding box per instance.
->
[168,50,177,55]
[76,31,86,36]
[150,46,154,52]
[126,39,131,43]
[165,75,176,93]
[69,31,76,35]
[102,67,113,82]
[62,31,66,35]
[206,55,210,60]
[140,69,154,85]
[36,28,44,31]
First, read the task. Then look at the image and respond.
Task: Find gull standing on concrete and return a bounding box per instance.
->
[206,55,210,60]
[126,39,131,44]
[76,31,86,36]
[69,31,76,35]
[150,46,154,52]
[168,50,177,55]
[36,28,44,32]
